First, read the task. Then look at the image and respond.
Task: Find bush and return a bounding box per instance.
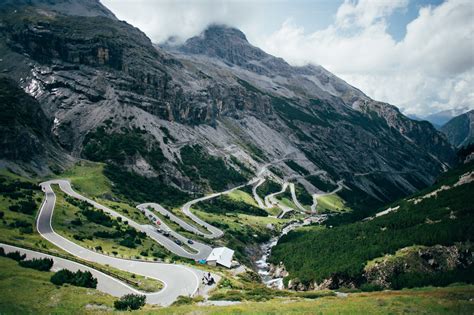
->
[19,258,53,271]
[0,211,3,219]
[9,219,31,229]
[5,251,26,261]
[71,218,82,226]
[19,226,33,234]
[50,269,97,288]
[171,295,194,306]
[114,294,146,310]
[119,237,136,248]
[8,199,36,215]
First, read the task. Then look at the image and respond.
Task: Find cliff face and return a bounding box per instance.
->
[0,77,68,174]
[0,2,457,205]
[441,110,474,148]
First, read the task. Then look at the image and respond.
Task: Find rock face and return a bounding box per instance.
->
[0,1,457,204]
[441,110,474,148]
[364,244,473,289]
[0,77,69,174]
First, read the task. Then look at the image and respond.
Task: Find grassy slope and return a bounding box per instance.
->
[51,186,170,261]
[57,161,150,224]
[0,256,473,314]
[0,171,63,254]
[270,162,474,285]
[317,194,351,213]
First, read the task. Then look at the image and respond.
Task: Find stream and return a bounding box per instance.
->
[255,214,328,289]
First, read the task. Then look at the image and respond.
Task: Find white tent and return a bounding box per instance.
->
[206,247,234,268]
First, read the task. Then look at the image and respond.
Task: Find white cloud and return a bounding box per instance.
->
[102,0,474,117]
[102,0,262,43]
[258,0,474,116]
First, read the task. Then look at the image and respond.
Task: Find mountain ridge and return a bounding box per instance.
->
[441,110,474,148]
[0,1,457,210]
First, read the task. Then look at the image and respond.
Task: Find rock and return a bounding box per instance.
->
[364,244,473,289]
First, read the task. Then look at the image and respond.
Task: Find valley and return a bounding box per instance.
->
[0,0,473,313]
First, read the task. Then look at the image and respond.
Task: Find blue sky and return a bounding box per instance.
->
[103,0,473,117]
[234,0,444,41]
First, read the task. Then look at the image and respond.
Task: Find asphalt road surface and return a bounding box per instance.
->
[38,180,207,306]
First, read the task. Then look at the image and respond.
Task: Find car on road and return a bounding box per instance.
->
[163,231,170,237]
[175,240,182,245]
[187,239,194,244]
[156,228,162,233]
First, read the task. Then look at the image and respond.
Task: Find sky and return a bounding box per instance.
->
[102,0,474,118]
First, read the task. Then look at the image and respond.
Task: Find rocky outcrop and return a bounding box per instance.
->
[268,262,289,279]
[364,244,473,289]
[0,77,69,174]
[287,275,357,291]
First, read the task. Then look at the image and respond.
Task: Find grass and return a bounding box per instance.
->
[227,189,258,207]
[56,161,151,224]
[0,172,66,255]
[1,255,473,314]
[58,161,111,198]
[51,186,171,261]
[317,194,351,213]
[0,256,116,314]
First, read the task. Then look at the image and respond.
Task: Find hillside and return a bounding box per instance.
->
[441,110,474,148]
[0,0,456,212]
[269,161,474,290]
[0,255,473,314]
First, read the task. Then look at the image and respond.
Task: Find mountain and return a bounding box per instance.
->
[440,110,474,148]
[0,77,69,174]
[270,161,474,290]
[0,1,456,210]
[424,108,471,129]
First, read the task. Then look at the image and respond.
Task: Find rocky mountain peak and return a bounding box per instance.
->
[178,24,267,66]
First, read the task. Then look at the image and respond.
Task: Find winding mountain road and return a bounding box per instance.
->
[37,180,206,306]
[310,180,344,213]
[21,157,336,305]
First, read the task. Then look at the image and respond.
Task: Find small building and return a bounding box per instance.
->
[206,247,234,268]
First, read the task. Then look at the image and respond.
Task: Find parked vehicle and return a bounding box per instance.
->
[163,232,170,237]
[175,239,182,245]
[187,239,194,245]
[156,228,162,233]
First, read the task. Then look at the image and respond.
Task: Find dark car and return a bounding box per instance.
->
[175,239,182,245]
[156,228,162,233]
[163,232,170,237]
[187,239,194,245]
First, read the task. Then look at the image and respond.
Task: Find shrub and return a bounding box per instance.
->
[119,236,137,248]
[171,295,194,306]
[0,211,3,219]
[19,258,53,271]
[19,226,33,234]
[114,294,146,310]
[71,218,82,226]
[6,251,26,261]
[9,219,31,229]
[50,269,97,288]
